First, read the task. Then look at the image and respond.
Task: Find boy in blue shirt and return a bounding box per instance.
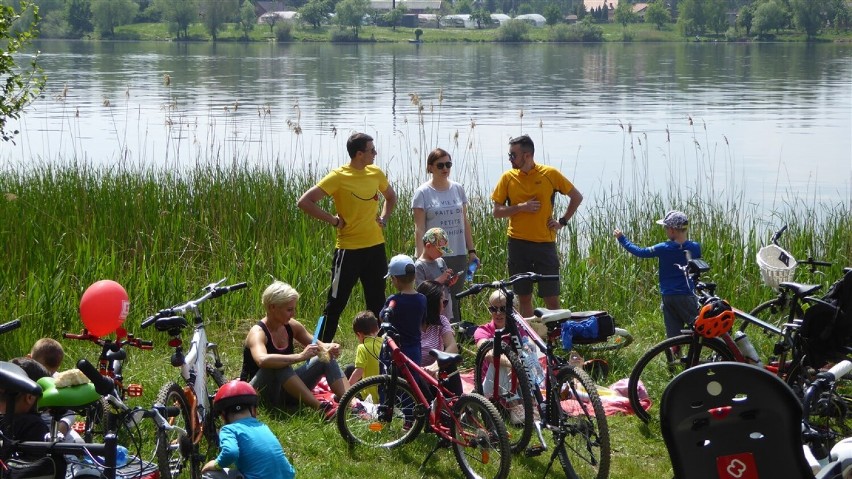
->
[380,254,426,363]
[202,380,295,479]
[614,210,702,338]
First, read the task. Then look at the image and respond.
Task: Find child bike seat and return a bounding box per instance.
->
[154,315,189,332]
[534,308,573,325]
[37,376,100,409]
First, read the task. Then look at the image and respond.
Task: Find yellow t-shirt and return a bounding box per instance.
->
[318,164,390,249]
[355,335,383,401]
[491,164,575,243]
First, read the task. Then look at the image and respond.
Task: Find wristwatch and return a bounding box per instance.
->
[558,217,568,226]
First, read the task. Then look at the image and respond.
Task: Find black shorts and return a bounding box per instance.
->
[507,238,560,297]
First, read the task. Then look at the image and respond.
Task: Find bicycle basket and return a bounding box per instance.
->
[757,244,797,290]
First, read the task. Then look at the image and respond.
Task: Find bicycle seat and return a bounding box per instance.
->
[37,376,100,409]
[778,282,822,298]
[430,349,463,369]
[0,361,42,397]
[534,308,573,325]
[571,310,608,320]
[154,315,189,332]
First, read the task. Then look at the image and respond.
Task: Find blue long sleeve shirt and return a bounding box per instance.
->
[617,236,702,296]
[215,417,296,479]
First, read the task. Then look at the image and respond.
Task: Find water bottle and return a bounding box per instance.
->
[116,445,129,467]
[466,258,479,282]
[733,330,762,365]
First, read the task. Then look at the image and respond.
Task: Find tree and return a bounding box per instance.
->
[335,0,369,37]
[238,0,256,39]
[91,0,138,37]
[753,0,788,36]
[676,0,705,35]
[0,1,45,143]
[613,1,637,28]
[200,0,238,40]
[738,3,755,35]
[299,0,329,28]
[645,0,670,30]
[382,4,407,30]
[155,0,197,39]
[790,0,824,39]
[470,8,491,28]
[704,0,727,35]
[65,0,93,38]
[543,4,561,26]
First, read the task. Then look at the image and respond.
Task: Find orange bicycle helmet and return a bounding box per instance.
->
[213,380,258,413]
[694,298,735,338]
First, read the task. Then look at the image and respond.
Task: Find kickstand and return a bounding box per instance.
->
[420,438,449,472]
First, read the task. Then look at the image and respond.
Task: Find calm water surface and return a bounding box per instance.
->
[2,41,850,209]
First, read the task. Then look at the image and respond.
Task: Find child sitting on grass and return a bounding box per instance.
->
[614,210,702,338]
[346,311,382,401]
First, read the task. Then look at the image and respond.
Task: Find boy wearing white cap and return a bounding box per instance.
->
[381,254,427,362]
[614,210,702,338]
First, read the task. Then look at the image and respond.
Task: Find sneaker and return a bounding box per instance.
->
[320,400,338,421]
[351,401,372,420]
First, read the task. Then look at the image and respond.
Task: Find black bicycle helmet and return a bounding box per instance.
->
[694,298,734,339]
[213,380,258,413]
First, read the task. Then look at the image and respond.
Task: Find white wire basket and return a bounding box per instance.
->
[757,244,797,290]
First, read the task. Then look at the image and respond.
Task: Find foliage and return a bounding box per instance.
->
[65,0,93,38]
[91,0,138,37]
[753,0,788,37]
[738,3,754,35]
[517,3,533,15]
[0,1,44,143]
[330,25,358,41]
[335,0,369,37]
[299,0,330,29]
[644,0,670,30]
[613,0,637,27]
[470,8,492,28]
[495,18,529,41]
[790,0,824,39]
[543,4,560,26]
[454,0,473,14]
[549,19,603,41]
[238,0,255,40]
[154,0,197,39]
[704,0,727,35]
[381,5,407,30]
[414,27,423,39]
[200,0,238,41]
[275,20,292,41]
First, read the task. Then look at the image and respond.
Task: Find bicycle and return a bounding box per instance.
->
[745,223,832,332]
[802,359,852,470]
[335,307,512,479]
[458,273,616,479]
[141,279,246,479]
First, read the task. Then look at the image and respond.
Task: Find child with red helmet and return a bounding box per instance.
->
[201,380,295,479]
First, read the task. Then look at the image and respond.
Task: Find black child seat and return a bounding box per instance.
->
[660,362,813,479]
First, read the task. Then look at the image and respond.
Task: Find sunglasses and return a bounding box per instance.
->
[488,305,507,313]
[435,161,452,170]
[508,152,518,160]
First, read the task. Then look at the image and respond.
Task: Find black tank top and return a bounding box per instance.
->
[240,321,294,381]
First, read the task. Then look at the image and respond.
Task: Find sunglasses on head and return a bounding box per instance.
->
[434,161,452,170]
[488,305,507,313]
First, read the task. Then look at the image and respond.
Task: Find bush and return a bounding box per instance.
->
[549,21,603,42]
[330,27,358,42]
[275,21,293,41]
[495,19,530,42]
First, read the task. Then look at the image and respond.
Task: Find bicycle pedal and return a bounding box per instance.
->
[525,445,545,457]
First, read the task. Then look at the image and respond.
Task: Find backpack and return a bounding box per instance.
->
[800,269,852,367]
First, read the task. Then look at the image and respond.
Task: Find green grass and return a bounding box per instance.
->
[0,156,849,477]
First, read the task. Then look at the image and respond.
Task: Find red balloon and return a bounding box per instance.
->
[79,280,130,337]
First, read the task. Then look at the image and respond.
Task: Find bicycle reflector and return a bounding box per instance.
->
[694,298,734,338]
[126,384,143,397]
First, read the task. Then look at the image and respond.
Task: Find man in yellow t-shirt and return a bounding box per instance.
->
[491,134,583,318]
[298,132,397,342]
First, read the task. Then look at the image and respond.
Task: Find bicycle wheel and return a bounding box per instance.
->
[552,366,610,479]
[575,328,634,353]
[628,334,735,424]
[155,382,194,479]
[450,393,512,479]
[473,340,534,453]
[741,297,802,332]
[336,374,425,449]
[202,365,226,460]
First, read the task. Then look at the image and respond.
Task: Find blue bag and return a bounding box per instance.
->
[561,316,600,351]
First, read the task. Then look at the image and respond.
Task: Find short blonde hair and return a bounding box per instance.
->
[262,281,300,308]
[488,290,517,310]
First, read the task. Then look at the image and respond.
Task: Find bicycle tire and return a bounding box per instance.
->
[575,328,634,353]
[473,340,534,453]
[336,374,425,449]
[202,365,226,458]
[627,334,735,424]
[553,366,610,479]
[741,297,802,332]
[155,382,194,479]
[450,393,512,479]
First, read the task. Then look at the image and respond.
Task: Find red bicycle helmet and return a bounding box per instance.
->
[213,380,257,413]
[694,298,735,338]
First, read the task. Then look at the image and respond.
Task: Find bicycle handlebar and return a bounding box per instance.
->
[77,358,116,396]
[455,273,559,300]
[0,318,21,335]
[141,279,248,328]
[63,330,154,350]
[770,224,788,245]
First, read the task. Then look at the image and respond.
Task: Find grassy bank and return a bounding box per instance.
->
[0,164,849,478]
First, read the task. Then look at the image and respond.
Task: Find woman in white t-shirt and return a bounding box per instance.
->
[412,148,479,323]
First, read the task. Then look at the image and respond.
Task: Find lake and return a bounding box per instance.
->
[2,40,850,210]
